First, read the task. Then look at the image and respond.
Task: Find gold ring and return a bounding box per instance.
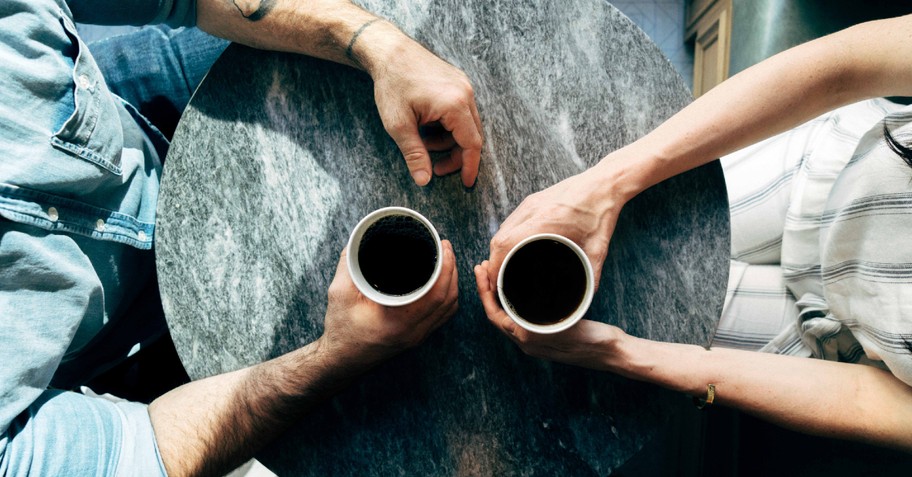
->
[693,383,716,410]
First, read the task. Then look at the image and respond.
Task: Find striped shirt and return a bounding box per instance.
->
[714,99,912,386]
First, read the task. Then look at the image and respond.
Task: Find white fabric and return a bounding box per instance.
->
[714,99,912,386]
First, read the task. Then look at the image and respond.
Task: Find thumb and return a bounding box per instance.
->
[386,116,432,186]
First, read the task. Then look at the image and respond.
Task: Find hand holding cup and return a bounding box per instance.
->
[320,208,458,368]
[496,234,594,334]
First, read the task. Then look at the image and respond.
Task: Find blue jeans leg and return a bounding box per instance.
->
[88,26,228,139]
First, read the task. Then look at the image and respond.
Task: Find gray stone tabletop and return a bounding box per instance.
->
[157,0,729,474]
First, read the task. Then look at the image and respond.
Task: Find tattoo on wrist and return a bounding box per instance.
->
[345,19,381,63]
[232,0,275,21]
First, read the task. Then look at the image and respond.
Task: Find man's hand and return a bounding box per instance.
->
[474,260,623,370]
[486,167,624,292]
[198,1,484,187]
[368,40,483,187]
[321,240,459,368]
[342,17,483,187]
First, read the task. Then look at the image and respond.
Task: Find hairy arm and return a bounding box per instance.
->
[149,340,353,477]
[151,243,459,477]
[196,0,394,71]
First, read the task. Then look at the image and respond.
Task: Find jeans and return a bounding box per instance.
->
[0,14,227,475]
[90,25,228,140]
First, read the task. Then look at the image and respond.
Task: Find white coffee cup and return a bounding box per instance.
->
[497,233,595,334]
[346,207,443,307]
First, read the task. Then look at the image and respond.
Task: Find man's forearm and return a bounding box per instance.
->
[609,334,912,451]
[149,338,365,477]
[195,0,411,75]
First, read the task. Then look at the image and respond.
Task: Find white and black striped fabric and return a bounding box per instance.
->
[713,98,912,386]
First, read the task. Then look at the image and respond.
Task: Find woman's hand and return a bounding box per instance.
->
[474,260,624,370]
[486,160,630,291]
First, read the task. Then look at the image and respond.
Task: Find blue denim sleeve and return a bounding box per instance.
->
[66,0,197,27]
[0,221,168,476]
[0,390,168,477]
[1,2,174,473]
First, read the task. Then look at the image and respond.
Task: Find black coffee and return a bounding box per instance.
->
[358,215,438,296]
[502,239,587,325]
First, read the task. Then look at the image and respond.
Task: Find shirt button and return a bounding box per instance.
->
[78,74,91,89]
[47,207,59,222]
[95,219,105,232]
[137,230,147,241]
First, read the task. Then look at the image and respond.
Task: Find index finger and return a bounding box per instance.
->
[384,113,433,186]
[440,106,483,187]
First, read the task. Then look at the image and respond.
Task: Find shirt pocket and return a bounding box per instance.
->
[50,10,124,176]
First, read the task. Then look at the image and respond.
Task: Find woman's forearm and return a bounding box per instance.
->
[610,334,912,451]
[476,264,912,452]
[594,14,912,205]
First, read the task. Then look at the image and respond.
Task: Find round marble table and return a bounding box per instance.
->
[157,0,730,474]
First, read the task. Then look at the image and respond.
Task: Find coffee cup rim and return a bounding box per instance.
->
[496,233,594,334]
[346,207,443,307]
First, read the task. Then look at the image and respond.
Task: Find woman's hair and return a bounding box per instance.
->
[883,122,912,168]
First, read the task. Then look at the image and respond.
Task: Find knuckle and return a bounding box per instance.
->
[385,119,412,137]
[469,132,483,147]
[428,293,448,309]
[442,90,469,110]
[524,191,544,205]
[327,282,345,300]
[463,81,475,96]
[490,234,511,253]
[425,280,447,302]
[402,150,427,166]
[453,70,471,86]
[515,196,534,211]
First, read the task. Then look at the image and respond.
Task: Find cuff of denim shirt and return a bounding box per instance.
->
[0,390,167,477]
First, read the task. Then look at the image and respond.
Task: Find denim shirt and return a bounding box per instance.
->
[0,0,196,475]
[0,4,172,249]
[0,0,196,247]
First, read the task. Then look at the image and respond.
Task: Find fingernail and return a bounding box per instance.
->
[413,170,430,186]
